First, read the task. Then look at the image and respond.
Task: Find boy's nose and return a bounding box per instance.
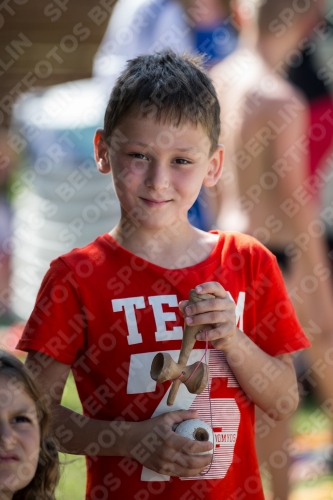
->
[145,163,169,190]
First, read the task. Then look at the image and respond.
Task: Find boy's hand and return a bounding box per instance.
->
[126,410,212,477]
[179,282,237,353]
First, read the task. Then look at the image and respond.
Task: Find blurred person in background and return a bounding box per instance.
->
[286,6,333,410]
[210,0,333,498]
[287,0,333,180]
[93,0,238,76]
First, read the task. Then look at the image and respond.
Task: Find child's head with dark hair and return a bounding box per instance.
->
[0,350,59,500]
[104,50,221,155]
[95,50,224,234]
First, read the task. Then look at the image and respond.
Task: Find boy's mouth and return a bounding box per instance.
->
[140,197,171,207]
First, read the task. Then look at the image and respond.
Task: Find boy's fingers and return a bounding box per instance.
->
[171,439,213,457]
[141,410,213,478]
[163,410,214,453]
[195,282,228,298]
[166,443,212,477]
[167,433,213,459]
[162,459,210,477]
[179,300,189,313]
[181,438,213,455]
[152,448,210,477]
[165,409,198,425]
[186,309,235,329]
[201,325,234,341]
[185,297,233,318]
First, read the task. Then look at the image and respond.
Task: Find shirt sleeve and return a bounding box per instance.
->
[16,258,85,365]
[249,249,311,356]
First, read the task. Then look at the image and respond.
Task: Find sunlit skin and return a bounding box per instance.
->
[0,378,40,500]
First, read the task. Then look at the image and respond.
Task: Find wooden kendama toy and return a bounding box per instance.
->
[150,289,214,406]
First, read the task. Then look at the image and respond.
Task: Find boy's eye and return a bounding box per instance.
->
[129,153,148,160]
[174,158,191,165]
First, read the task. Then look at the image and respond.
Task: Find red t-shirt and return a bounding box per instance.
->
[309,94,333,176]
[17,230,310,500]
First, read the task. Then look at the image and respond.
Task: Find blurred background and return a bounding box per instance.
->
[1,1,333,498]
[0,0,116,322]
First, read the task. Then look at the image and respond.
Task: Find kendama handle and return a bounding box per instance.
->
[177,290,214,368]
[167,379,182,406]
[166,289,214,406]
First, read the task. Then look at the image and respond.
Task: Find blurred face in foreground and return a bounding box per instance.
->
[0,377,40,499]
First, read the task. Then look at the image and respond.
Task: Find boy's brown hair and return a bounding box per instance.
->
[104,50,221,155]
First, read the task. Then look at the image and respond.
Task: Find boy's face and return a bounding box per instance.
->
[94,113,223,231]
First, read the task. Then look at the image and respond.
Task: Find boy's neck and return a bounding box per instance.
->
[110,221,218,269]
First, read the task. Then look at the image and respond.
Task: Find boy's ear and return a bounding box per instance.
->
[94,129,111,174]
[203,144,224,187]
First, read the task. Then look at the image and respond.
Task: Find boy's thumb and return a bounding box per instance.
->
[168,409,198,425]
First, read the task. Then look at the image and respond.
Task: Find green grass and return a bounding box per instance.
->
[56,373,86,500]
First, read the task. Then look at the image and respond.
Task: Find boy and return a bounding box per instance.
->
[17,51,310,500]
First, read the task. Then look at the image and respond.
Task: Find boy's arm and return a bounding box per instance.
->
[25,351,213,477]
[180,283,300,420]
[224,333,298,420]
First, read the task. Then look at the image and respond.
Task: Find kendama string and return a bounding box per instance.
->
[172,331,215,475]
[172,333,208,383]
[199,331,214,476]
